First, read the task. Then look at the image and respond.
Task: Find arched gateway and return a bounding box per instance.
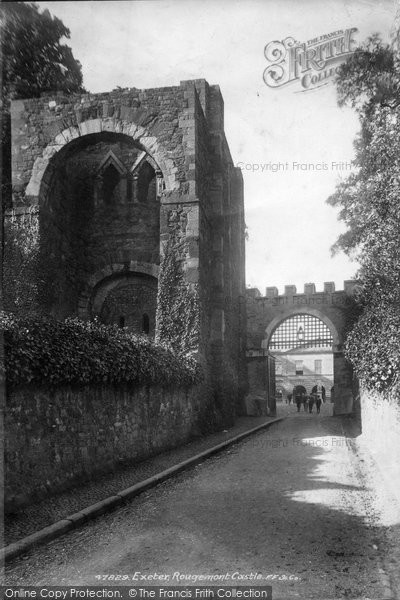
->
[246,282,359,415]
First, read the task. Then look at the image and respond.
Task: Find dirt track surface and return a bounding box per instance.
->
[3,403,398,599]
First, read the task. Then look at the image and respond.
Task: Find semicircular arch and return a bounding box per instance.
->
[262,307,341,352]
[78,261,160,320]
[25,117,179,203]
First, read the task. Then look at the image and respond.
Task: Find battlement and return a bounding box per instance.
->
[247,280,358,299]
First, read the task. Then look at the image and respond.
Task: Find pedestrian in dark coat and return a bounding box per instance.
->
[312,382,326,414]
[294,388,302,412]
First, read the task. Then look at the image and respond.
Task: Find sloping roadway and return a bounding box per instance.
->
[4,403,393,599]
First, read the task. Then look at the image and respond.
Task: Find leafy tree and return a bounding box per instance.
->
[1,2,84,100]
[0,2,84,207]
[0,2,84,305]
[328,35,400,394]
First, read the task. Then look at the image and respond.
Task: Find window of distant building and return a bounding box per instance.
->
[295,360,303,375]
[315,359,322,374]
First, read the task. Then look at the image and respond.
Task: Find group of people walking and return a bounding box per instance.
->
[286,383,326,414]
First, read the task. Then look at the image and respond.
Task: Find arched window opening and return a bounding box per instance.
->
[118,315,125,328]
[103,164,120,204]
[142,313,150,334]
[137,162,156,203]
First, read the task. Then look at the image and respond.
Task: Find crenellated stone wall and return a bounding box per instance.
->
[246,281,359,415]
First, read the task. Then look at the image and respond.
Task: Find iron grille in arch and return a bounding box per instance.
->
[269,314,333,350]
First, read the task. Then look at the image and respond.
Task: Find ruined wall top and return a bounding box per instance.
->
[11,78,235,208]
[12,78,225,138]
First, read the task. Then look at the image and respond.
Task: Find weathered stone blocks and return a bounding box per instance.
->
[4,383,203,511]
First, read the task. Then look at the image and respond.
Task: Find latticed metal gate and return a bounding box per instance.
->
[269,314,333,351]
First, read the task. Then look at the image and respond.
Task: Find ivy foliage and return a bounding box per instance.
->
[156,234,200,356]
[328,35,400,395]
[3,208,41,313]
[345,301,400,393]
[1,313,202,388]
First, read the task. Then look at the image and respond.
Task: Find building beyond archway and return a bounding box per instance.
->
[246,282,359,415]
[268,313,334,402]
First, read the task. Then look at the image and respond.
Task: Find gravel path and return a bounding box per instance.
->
[4,414,278,545]
[5,402,398,599]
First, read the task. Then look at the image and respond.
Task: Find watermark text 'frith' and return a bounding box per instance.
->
[263,28,358,92]
[236,161,356,173]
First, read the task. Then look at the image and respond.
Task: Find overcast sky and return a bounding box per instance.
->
[38,0,396,294]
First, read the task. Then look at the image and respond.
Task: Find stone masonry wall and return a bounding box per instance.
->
[11,86,189,200]
[190,80,247,422]
[5,382,202,512]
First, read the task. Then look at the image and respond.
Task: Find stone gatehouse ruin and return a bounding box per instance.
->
[4,79,250,508]
[5,78,247,420]
[5,77,360,421]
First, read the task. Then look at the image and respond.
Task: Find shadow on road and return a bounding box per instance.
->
[4,401,399,600]
[146,405,396,599]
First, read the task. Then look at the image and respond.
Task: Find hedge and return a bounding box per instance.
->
[1,313,202,388]
[345,301,400,396]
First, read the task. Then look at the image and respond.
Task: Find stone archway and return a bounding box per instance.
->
[264,310,336,412]
[78,261,160,321]
[8,87,207,327]
[246,284,358,415]
[29,127,165,319]
[89,271,158,336]
[25,117,179,203]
